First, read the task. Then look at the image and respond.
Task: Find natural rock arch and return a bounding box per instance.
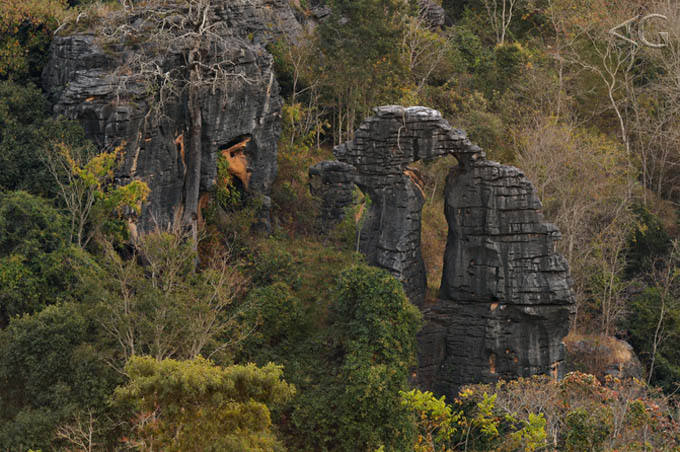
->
[311,106,483,305]
[310,106,575,397]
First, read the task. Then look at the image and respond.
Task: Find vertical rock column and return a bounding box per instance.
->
[418,160,575,398]
[308,161,357,231]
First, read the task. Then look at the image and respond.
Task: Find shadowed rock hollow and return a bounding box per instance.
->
[311,105,575,397]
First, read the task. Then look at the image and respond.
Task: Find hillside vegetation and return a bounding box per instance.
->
[2,0,680,450]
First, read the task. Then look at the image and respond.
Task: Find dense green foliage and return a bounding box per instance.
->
[290,266,422,452]
[0,304,117,449]
[0,0,66,82]
[3,0,680,450]
[625,204,672,278]
[114,356,294,451]
[627,287,680,392]
[0,81,91,197]
[0,191,90,327]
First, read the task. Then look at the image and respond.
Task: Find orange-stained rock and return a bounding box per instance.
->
[221,137,251,189]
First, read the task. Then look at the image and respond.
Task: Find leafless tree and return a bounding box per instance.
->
[628,2,680,203]
[518,120,635,332]
[482,0,519,45]
[94,224,250,374]
[644,240,680,384]
[55,409,98,452]
[402,4,453,96]
[97,0,265,245]
[43,142,98,248]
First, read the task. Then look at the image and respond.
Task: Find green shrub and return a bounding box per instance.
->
[0,81,92,197]
[564,407,613,452]
[240,282,307,363]
[290,265,422,452]
[625,204,671,278]
[0,304,117,450]
[114,356,294,451]
[0,192,95,325]
[0,0,66,83]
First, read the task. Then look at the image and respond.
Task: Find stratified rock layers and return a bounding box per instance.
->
[330,106,481,306]
[314,106,575,396]
[419,160,574,398]
[309,161,357,229]
[42,0,301,227]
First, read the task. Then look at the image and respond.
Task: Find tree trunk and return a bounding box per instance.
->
[183,67,202,246]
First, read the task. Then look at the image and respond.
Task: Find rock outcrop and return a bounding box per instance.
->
[312,106,575,397]
[418,0,446,29]
[420,159,575,398]
[316,106,482,305]
[308,161,356,229]
[564,334,644,380]
[42,0,301,228]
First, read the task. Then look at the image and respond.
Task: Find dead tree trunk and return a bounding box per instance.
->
[183,43,203,245]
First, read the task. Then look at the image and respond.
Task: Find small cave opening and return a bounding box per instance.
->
[214,135,253,210]
[219,135,252,192]
[197,135,253,222]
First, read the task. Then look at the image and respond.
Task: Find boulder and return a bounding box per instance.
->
[565,334,644,380]
[418,0,446,29]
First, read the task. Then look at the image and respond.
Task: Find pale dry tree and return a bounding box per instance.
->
[482,0,519,45]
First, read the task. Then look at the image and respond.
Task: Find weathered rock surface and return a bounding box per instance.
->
[326,106,482,306]
[420,160,575,398]
[418,0,446,29]
[314,105,575,396]
[309,161,356,229]
[42,0,300,228]
[217,0,303,44]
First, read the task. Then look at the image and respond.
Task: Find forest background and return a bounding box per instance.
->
[2,0,680,450]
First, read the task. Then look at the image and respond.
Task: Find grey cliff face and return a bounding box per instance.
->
[312,106,575,396]
[42,0,300,228]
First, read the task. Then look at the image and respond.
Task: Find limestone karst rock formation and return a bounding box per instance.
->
[311,106,482,305]
[308,161,357,228]
[311,106,575,397]
[418,0,447,29]
[42,0,302,228]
